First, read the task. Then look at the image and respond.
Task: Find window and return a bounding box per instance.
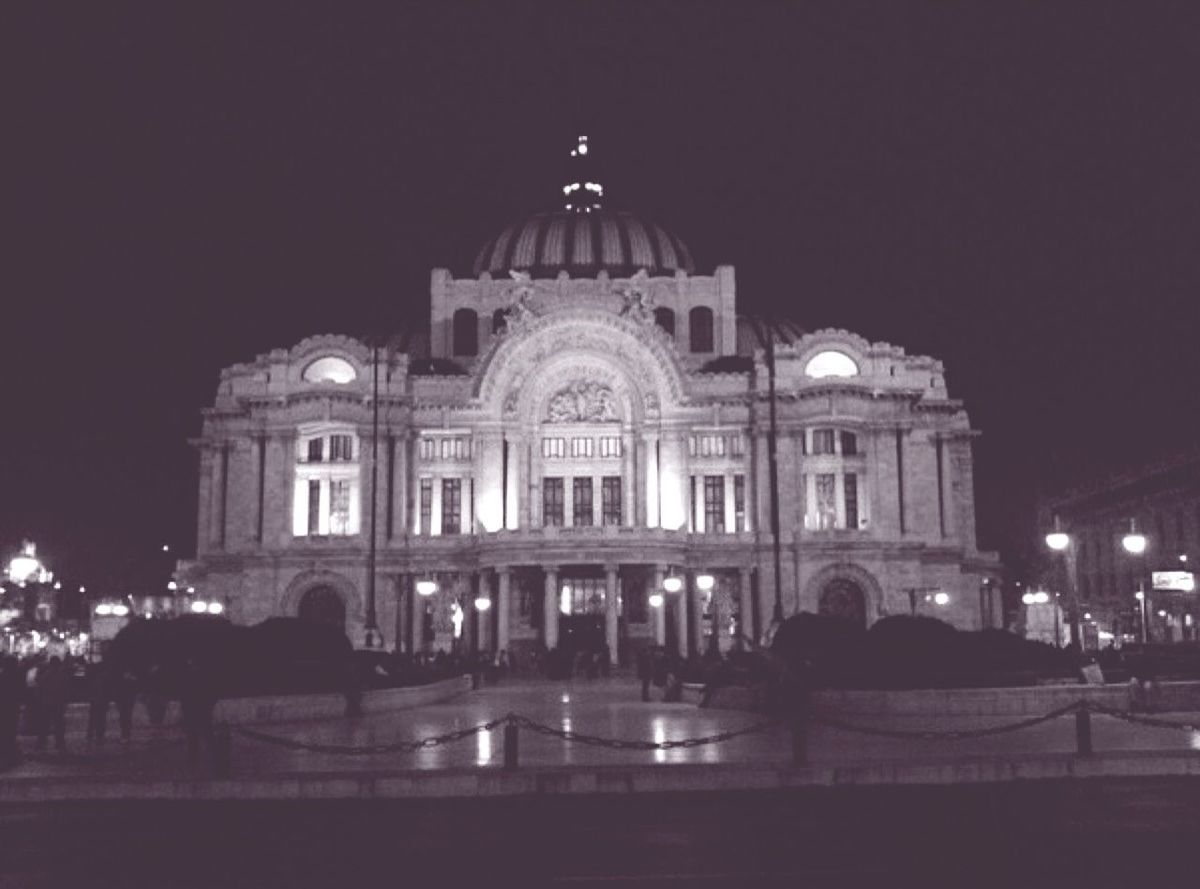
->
[601,476,622,525]
[420,479,432,534]
[840,432,858,456]
[844,473,859,530]
[561,578,605,615]
[453,308,478,356]
[307,480,321,535]
[439,437,469,460]
[813,429,836,455]
[689,434,728,457]
[307,438,324,463]
[730,435,745,457]
[734,474,746,531]
[815,474,837,530]
[689,306,714,353]
[330,434,353,461]
[704,475,725,533]
[599,436,622,458]
[329,480,351,534]
[571,437,594,458]
[541,437,566,459]
[543,478,564,527]
[573,477,594,526]
[654,307,676,337]
[804,350,859,378]
[302,356,357,384]
[441,479,461,535]
[492,308,507,334]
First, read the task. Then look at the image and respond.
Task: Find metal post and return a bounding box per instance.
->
[1074,705,1093,756]
[503,720,519,770]
[364,345,381,648]
[765,327,784,629]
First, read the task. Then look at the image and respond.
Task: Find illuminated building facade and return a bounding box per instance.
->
[183,138,1000,661]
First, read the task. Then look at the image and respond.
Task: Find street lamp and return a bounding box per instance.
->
[662,575,683,594]
[416,578,438,597]
[1122,520,1149,644]
[1044,518,1082,648]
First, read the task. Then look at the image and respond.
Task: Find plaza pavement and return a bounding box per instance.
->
[3,676,1200,801]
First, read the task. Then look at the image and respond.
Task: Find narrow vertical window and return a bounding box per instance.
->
[308,479,321,535]
[307,437,324,463]
[840,431,858,456]
[689,306,714,352]
[453,308,478,356]
[816,474,837,530]
[441,478,461,535]
[419,479,432,535]
[543,478,564,527]
[704,475,725,533]
[844,473,859,530]
[601,476,622,525]
[734,474,746,532]
[573,477,594,526]
[329,480,351,534]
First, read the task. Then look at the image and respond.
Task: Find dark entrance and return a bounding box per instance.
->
[297,585,346,632]
[818,578,867,627]
[559,616,606,674]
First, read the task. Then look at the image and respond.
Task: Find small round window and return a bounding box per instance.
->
[804,350,859,379]
[302,356,357,384]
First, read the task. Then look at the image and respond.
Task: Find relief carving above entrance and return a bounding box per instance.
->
[546,381,619,423]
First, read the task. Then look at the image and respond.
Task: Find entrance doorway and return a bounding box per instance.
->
[818,578,867,627]
[298,585,346,632]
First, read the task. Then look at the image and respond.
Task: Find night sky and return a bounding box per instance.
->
[5,2,1199,597]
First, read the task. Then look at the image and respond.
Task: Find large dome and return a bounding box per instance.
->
[472,209,696,279]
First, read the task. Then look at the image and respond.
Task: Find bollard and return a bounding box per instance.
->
[503,721,519,770]
[210,724,232,777]
[1074,705,1093,756]
[791,714,808,767]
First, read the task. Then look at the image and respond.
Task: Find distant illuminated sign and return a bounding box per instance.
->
[1152,571,1196,592]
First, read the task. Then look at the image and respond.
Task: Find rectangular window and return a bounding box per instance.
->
[307,438,324,463]
[573,477,594,526]
[329,480,351,534]
[730,435,745,457]
[688,436,697,458]
[704,475,725,533]
[816,473,837,529]
[734,474,746,531]
[441,478,461,535]
[813,429,836,455]
[844,473,859,530]
[307,479,321,535]
[419,479,432,534]
[601,476,622,525]
[599,436,622,458]
[690,475,699,531]
[571,437,594,458]
[799,431,808,456]
[542,478,564,527]
[541,437,565,459]
[330,434,353,461]
[840,432,858,456]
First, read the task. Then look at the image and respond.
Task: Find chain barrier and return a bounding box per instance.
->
[231,716,509,756]
[507,714,777,751]
[808,701,1086,741]
[1083,701,1200,732]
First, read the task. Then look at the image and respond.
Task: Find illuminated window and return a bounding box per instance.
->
[804,350,859,378]
[441,479,461,535]
[542,437,566,458]
[815,474,837,530]
[302,356,357,384]
[571,437,594,458]
[599,436,622,458]
[704,476,725,534]
[573,477,594,526]
[689,307,714,353]
[294,427,360,536]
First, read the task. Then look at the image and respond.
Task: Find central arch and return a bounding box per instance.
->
[297,586,346,631]
[818,578,866,627]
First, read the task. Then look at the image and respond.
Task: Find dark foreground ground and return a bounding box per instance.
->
[3,778,1200,888]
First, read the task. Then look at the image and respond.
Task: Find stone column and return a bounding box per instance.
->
[605,565,620,665]
[676,575,690,659]
[622,429,636,526]
[497,568,511,654]
[643,433,660,528]
[543,566,559,650]
[653,565,667,645]
[688,571,704,656]
[410,578,424,654]
[196,448,214,557]
[523,436,536,529]
[738,567,753,651]
[659,432,687,531]
[505,433,520,531]
[724,474,736,536]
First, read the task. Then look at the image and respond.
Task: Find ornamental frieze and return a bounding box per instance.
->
[545,381,620,423]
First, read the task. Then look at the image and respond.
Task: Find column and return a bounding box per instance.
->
[497,568,511,654]
[523,436,536,529]
[543,566,559,650]
[475,431,503,533]
[676,575,690,659]
[605,565,620,665]
[738,567,753,650]
[643,434,660,528]
[410,576,423,654]
[659,433,687,531]
[505,433,520,530]
[622,430,636,527]
[196,448,213,556]
[653,565,667,645]
[688,571,704,656]
[724,474,735,536]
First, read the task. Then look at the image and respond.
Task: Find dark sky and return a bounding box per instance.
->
[5,2,1199,595]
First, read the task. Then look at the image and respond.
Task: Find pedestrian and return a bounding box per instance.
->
[0,656,23,770]
[35,657,69,753]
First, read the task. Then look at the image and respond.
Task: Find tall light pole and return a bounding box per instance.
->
[1045,519,1082,648]
[764,325,784,635]
[364,344,382,649]
[1122,520,1148,644]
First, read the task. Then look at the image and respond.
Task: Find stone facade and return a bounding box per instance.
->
[182,212,1000,662]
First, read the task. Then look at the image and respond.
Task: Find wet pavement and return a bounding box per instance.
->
[4,677,1200,782]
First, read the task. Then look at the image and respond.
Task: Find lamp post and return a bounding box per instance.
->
[1122,520,1148,644]
[696,572,716,655]
[415,577,437,654]
[1045,520,1082,649]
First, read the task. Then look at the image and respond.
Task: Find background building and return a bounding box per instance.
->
[181,139,1000,663]
[1040,448,1200,645]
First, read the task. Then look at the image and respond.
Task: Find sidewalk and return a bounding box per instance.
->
[4,677,1200,801]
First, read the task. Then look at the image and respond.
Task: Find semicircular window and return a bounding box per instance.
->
[302,356,357,384]
[804,350,858,379]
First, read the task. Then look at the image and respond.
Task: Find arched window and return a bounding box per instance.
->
[654,307,676,337]
[492,308,507,334]
[453,308,478,356]
[689,306,714,353]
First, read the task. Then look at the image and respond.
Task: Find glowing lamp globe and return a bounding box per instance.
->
[416,579,438,597]
[648,593,664,609]
[1045,532,1070,552]
[207,602,224,615]
[111,604,129,617]
[1122,533,1147,556]
[474,596,492,612]
[933,592,950,606]
[190,600,208,614]
[696,574,715,592]
[662,576,683,594]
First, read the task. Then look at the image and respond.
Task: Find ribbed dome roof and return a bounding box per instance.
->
[473,209,696,279]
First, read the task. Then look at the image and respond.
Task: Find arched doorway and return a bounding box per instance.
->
[297,585,346,632]
[818,579,867,627]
